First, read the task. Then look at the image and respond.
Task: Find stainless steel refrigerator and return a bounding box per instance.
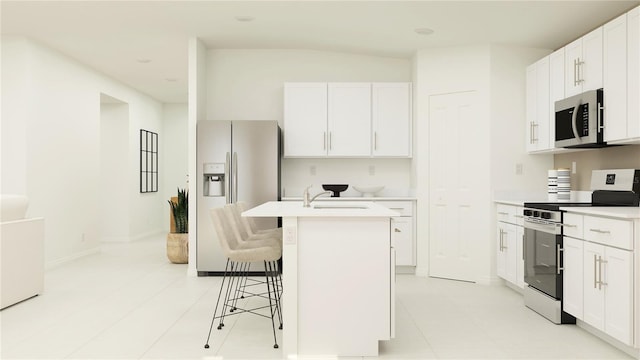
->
[196,120,281,274]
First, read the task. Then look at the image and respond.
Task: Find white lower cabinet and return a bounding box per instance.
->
[516,225,525,289]
[583,242,633,345]
[496,204,524,288]
[391,217,413,266]
[563,236,584,319]
[378,200,416,267]
[497,222,517,284]
[562,212,634,346]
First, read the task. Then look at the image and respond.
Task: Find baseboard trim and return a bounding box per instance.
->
[45,248,101,270]
[100,229,164,243]
[576,320,640,359]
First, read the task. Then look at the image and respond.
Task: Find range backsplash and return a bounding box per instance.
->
[554,145,640,191]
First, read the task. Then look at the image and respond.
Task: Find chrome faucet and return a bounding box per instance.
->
[303,185,331,207]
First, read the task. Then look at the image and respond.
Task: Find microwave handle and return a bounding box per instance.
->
[571,99,581,143]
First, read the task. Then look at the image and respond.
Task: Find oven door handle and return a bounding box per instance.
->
[556,244,564,275]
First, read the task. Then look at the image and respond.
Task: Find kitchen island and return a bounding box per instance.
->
[243,201,398,357]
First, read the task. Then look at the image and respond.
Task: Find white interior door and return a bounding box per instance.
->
[428,91,478,282]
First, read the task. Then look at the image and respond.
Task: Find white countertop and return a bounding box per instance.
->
[560,206,640,219]
[243,201,400,218]
[494,200,525,206]
[282,196,417,201]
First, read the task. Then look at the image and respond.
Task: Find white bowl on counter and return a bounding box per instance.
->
[353,185,385,197]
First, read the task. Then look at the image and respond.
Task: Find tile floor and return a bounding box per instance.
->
[0,235,634,359]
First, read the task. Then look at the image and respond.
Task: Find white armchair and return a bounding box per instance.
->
[1,194,44,309]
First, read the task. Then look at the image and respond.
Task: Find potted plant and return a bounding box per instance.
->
[167,188,188,263]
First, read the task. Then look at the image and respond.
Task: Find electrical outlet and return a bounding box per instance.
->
[369,165,375,176]
[310,165,316,176]
[515,163,523,175]
[572,161,577,174]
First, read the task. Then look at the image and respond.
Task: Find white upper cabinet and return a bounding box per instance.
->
[627,7,640,142]
[549,48,565,145]
[565,27,603,97]
[327,83,371,157]
[284,82,413,158]
[284,83,328,157]
[604,13,628,142]
[372,83,412,157]
[526,56,552,152]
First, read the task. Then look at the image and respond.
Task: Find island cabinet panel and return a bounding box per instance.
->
[297,217,391,356]
[242,201,397,357]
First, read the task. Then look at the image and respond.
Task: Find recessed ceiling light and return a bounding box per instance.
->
[235,16,255,22]
[137,58,152,64]
[414,28,434,35]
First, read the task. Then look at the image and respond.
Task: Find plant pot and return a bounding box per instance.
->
[167,233,189,264]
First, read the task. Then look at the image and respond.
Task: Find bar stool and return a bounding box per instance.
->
[204,207,282,350]
[223,204,283,319]
[235,201,282,239]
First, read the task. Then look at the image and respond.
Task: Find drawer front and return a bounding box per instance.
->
[378,201,413,216]
[563,213,584,239]
[496,204,517,224]
[583,215,633,250]
[514,207,525,226]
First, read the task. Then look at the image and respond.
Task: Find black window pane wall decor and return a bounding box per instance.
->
[140,129,158,193]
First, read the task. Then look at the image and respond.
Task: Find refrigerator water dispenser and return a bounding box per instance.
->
[203,163,225,197]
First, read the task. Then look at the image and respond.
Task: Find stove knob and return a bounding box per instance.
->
[523,210,532,216]
[533,211,540,218]
[541,212,551,219]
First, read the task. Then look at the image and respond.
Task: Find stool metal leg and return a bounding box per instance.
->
[264,261,279,349]
[204,259,231,349]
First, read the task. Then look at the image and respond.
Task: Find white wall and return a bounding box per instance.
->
[187,38,208,275]
[100,100,130,242]
[414,45,553,282]
[1,36,165,267]
[162,103,188,232]
[205,49,413,194]
[489,45,553,196]
[1,37,29,195]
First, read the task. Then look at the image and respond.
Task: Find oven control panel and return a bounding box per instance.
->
[523,208,562,223]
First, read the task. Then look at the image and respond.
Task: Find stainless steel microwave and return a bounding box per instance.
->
[554,89,605,148]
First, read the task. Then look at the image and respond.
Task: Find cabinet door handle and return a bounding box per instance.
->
[589,228,611,234]
[556,244,564,275]
[529,122,534,144]
[374,132,378,151]
[577,59,584,84]
[562,224,577,228]
[514,215,524,219]
[599,256,607,290]
[499,229,504,251]
[329,131,332,150]
[593,254,598,289]
[532,122,538,143]
[498,212,509,215]
[574,58,579,86]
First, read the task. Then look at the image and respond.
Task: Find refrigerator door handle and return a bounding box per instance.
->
[225,152,231,204]
[233,152,238,203]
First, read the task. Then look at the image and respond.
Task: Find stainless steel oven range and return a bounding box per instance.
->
[522,204,577,324]
[522,168,640,324]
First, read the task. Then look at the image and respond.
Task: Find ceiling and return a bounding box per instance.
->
[2,0,639,104]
